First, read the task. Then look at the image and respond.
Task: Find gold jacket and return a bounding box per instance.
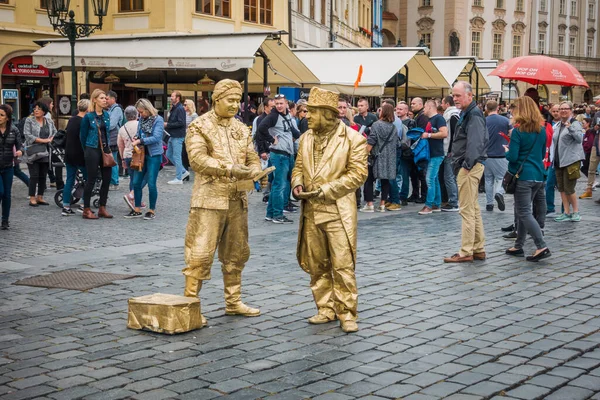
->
[185,110,261,210]
[291,121,368,268]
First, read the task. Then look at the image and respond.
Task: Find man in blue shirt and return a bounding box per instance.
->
[165,91,188,184]
[484,100,512,212]
[106,91,123,190]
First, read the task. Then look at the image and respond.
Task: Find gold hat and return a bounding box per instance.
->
[213,79,242,102]
[307,87,340,114]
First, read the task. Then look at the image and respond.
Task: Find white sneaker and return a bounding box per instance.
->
[378,205,386,213]
[360,205,375,213]
[168,179,183,185]
[181,171,190,181]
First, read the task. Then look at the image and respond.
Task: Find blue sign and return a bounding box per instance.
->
[1,89,18,100]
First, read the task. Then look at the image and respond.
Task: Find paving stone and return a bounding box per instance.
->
[124,377,172,393]
[298,380,343,395]
[89,376,133,391]
[329,371,368,385]
[131,388,179,400]
[373,384,420,398]
[420,381,465,397]
[209,378,252,393]
[176,388,222,400]
[460,381,508,397]
[402,372,446,387]
[312,393,354,400]
[544,385,594,400]
[504,384,552,399]
[46,385,99,400]
[365,371,410,386]
[569,374,600,391]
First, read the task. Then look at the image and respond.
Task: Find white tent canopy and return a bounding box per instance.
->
[293,48,448,97]
[430,57,489,90]
[476,60,502,93]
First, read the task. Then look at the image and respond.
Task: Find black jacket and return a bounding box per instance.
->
[254,112,271,155]
[166,102,186,138]
[64,115,86,167]
[0,124,22,169]
[452,101,488,172]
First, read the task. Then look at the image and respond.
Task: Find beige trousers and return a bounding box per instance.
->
[586,147,599,189]
[457,163,486,256]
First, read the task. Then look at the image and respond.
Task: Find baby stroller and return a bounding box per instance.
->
[52,141,103,209]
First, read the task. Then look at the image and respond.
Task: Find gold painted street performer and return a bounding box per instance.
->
[182,79,263,326]
[291,87,368,333]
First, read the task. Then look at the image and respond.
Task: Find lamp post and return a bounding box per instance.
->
[46,0,109,114]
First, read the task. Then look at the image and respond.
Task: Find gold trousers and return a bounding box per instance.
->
[299,217,358,322]
[457,163,486,256]
[183,200,250,280]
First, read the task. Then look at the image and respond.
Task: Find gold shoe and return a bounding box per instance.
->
[183,276,207,327]
[223,272,260,317]
[225,302,260,316]
[308,314,336,324]
[340,320,359,333]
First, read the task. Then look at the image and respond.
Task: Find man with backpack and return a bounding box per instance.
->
[106,91,124,190]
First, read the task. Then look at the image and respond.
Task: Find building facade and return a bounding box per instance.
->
[290,0,331,48]
[529,0,600,103]
[373,0,384,47]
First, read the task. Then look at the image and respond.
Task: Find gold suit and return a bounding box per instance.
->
[182,80,262,321]
[291,116,368,326]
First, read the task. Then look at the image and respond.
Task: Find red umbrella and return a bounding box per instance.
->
[489,55,589,87]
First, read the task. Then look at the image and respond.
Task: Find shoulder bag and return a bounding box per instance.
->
[25,119,50,163]
[97,121,117,168]
[123,124,145,171]
[502,129,539,195]
[368,125,395,167]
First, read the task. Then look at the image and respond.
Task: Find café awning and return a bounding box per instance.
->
[293,48,448,97]
[477,60,502,93]
[430,57,490,91]
[31,31,317,88]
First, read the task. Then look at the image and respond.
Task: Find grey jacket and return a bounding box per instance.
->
[256,108,300,156]
[452,101,488,172]
[553,120,585,168]
[22,116,57,164]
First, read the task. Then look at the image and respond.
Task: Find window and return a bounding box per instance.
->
[569,36,576,55]
[512,35,522,58]
[471,31,481,58]
[244,0,257,22]
[588,38,594,56]
[119,0,143,12]
[558,35,565,54]
[310,0,314,19]
[473,0,482,5]
[297,0,302,13]
[196,1,231,18]
[538,32,546,53]
[516,0,524,12]
[421,33,431,52]
[40,0,47,7]
[493,33,503,59]
[571,1,577,16]
[244,0,272,24]
[496,0,504,9]
[559,0,566,15]
[540,0,546,12]
[260,0,272,25]
[321,0,326,25]
[422,0,431,6]
[589,2,595,18]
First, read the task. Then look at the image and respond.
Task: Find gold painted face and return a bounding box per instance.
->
[214,94,240,118]
[306,106,323,131]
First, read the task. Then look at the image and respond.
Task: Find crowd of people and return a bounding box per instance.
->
[0,84,597,265]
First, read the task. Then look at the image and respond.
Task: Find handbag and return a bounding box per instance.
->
[97,123,117,168]
[123,125,145,171]
[25,143,49,163]
[502,129,538,195]
[368,125,395,167]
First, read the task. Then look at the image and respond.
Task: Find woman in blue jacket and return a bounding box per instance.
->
[79,89,113,220]
[125,98,164,220]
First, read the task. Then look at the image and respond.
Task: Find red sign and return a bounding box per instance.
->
[2,56,50,77]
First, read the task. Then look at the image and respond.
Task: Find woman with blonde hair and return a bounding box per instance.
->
[79,89,113,219]
[504,96,550,262]
[181,99,198,175]
[125,98,164,220]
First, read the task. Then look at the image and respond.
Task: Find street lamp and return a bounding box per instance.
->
[46,0,109,113]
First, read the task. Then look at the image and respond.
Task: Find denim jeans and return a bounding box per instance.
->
[425,156,444,208]
[484,158,508,205]
[545,166,556,212]
[514,180,547,250]
[388,150,402,204]
[166,137,186,180]
[13,164,29,186]
[133,154,161,210]
[266,151,293,218]
[63,164,87,207]
[125,158,147,192]
[398,158,411,201]
[111,150,119,185]
[443,156,458,207]
[0,167,14,222]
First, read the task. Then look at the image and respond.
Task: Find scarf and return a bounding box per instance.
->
[140,115,157,138]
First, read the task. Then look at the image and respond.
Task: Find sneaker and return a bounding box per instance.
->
[441,204,459,212]
[431,206,442,213]
[272,216,293,224]
[1,220,8,230]
[570,212,581,222]
[386,203,402,211]
[501,224,515,232]
[415,197,425,204]
[546,210,556,217]
[140,202,147,209]
[61,207,76,216]
[124,210,143,219]
[495,193,505,211]
[503,231,517,239]
[418,206,432,215]
[384,202,392,208]
[360,204,375,213]
[123,194,135,211]
[378,205,386,213]
[181,171,190,181]
[168,179,183,185]
[109,184,119,191]
[374,190,380,198]
[554,213,572,222]
[77,204,85,213]
[401,200,409,206]
[283,205,298,213]
[50,182,56,188]
[486,204,494,212]
[143,211,155,220]
[265,216,273,221]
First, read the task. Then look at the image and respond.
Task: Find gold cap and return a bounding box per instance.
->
[307,87,340,114]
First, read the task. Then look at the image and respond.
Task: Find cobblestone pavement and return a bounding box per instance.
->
[1,167,600,399]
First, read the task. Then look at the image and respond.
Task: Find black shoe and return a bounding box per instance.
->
[124,210,143,219]
[1,220,8,230]
[495,193,505,211]
[143,211,155,220]
[526,248,551,262]
[407,195,417,202]
[262,194,269,203]
[283,205,298,213]
[401,200,409,206]
[503,231,517,239]
[501,224,515,232]
[505,248,524,257]
[486,204,494,212]
[415,197,425,204]
[61,207,76,216]
[272,216,293,224]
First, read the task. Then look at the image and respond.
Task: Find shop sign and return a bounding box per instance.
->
[20,79,42,85]
[2,56,50,77]
[1,89,19,101]
[57,95,72,116]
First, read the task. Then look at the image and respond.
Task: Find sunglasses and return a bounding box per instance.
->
[274,94,286,99]
[299,109,307,113]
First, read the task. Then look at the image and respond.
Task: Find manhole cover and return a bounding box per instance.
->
[14,270,137,291]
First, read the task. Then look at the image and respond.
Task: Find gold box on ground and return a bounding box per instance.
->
[127,293,202,334]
